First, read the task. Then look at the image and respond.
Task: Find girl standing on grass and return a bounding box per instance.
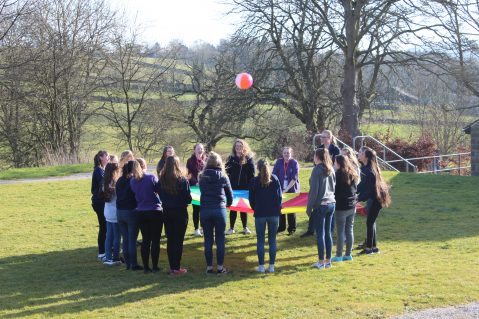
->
[357,146,391,255]
[199,152,233,274]
[249,159,282,273]
[116,160,142,270]
[331,155,359,263]
[157,146,175,176]
[341,147,361,182]
[225,139,255,235]
[130,160,164,273]
[307,148,336,269]
[91,150,109,260]
[186,143,206,236]
[157,156,192,276]
[102,162,122,265]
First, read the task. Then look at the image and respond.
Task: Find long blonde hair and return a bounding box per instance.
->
[335,155,359,186]
[315,148,333,176]
[257,159,272,187]
[119,150,134,168]
[131,160,144,181]
[342,147,361,171]
[231,139,253,164]
[360,146,391,207]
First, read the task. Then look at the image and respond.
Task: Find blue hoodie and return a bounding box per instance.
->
[248,174,282,217]
[199,167,233,209]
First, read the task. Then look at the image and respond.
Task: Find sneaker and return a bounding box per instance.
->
[193,229,202,237]
[324,262,332,269]
[243,227,252,235]
[225,228,235,235]
[170,268,188,276]
[300,231,314,238]
[355,242,366,250]
[287,230,295,236]
[358,249,374,255]
[206,268,214,274]
[268,264,275,273]
[217,267,228,274]
[97,253,105,260]
[331,256,343,262]
[372,248,380,254]
[111,259,122,266]
[312,262,325,269]
[342,255,353,261]
[103,259,115,266]
[256,265,265,273]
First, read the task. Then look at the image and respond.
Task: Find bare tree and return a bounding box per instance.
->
[100,28,176,153]
[231,0,343,136]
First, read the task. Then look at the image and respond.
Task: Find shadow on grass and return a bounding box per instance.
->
[0,230,317,318]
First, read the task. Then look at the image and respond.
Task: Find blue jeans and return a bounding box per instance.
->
[255,216,279,265]
[200,207,227,267]
[313,203,335,260]
[105,221,121,261]
[117,209,139,268]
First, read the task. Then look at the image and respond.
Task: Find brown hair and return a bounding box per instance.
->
[200,152,226,178]
[131,160,144,181]
[119,150,134,168]
[136,158,146,170]
[102,162,120,202]
[161,145,175,161]
[360,146,392,207]
[315,148,333,176]
[341,147,360,172]
[231,139,253,164]
[257,159,272,187]
[93,150,108,168]
[159,155,185,195]
[334,155,359,186]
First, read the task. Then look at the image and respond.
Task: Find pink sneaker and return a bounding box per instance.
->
[169,268,188,276]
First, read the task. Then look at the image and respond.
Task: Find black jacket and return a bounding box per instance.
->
[225,155,255,190]
[116,176,137,210]
[156,178,192,209]
[357,164,377,202]
[91,166,105,204]
[199,168,233,209]
[334,171,357,210]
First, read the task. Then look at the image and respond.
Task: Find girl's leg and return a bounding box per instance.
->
[267,217,279,265]
[255,217,267,266]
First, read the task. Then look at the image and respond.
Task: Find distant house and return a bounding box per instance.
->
[464,119,479,176]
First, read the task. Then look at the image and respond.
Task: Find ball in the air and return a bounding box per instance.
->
[235,72,253,90]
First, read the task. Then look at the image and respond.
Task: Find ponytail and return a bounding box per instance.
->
[93,150,108,168]
[257,159,271,187]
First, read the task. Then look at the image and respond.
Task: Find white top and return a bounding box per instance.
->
[104,193,118,223]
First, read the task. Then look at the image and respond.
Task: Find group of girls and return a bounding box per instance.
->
[90,133,390,275]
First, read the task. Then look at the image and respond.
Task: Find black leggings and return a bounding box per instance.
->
[192,204,201,230]
[138,211,164,270]
[366,200,382,248]
[164,207,188,270]
[92,202,106,255]
[230,210,247,229]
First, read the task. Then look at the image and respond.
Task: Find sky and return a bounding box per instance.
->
[110,0,240,47]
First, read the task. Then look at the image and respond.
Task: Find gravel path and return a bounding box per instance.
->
[0,172,91,185]
[393,302,479,319]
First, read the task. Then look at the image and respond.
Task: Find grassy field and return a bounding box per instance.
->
[0,170,478,318]
[0,164,92,180]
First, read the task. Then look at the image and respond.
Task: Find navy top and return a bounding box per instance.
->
[91,166,105,204]
[130,173,163,212]
[248,174,282,217]
[115,176,137,210]
[357,164,377,202]
[225,155,255,190]
[319,143,341,162]
[199,168,233,209]
[272,158,300,193]
[156,178,192,209]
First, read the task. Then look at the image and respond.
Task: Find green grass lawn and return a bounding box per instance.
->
[0,164,92,180]
[0,171,478,318]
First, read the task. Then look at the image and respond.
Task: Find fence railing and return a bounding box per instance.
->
[390,153,471,175]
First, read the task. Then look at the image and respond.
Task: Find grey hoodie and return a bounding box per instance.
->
[306,164,336,216]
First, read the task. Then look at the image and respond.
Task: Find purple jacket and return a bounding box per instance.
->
[130,173,162,212]
[272,158,300,193]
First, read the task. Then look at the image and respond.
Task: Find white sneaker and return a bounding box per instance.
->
[312,262,325,269]
[193,229,202,237]
[97,253,105,260]
[268,264,275,273]
[225,228,235,235]
[242,227,252,235]
[256,265,265,273]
